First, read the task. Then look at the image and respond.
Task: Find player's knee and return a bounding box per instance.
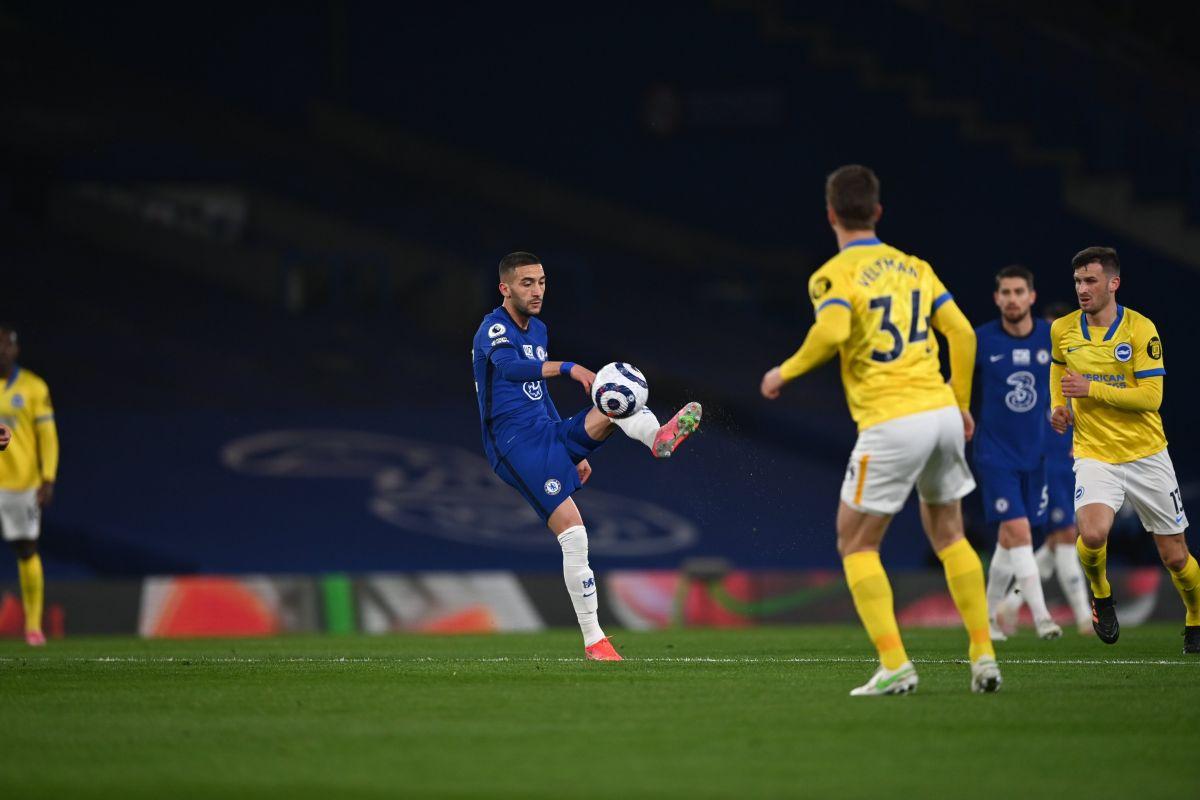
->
[1158,545,1189,572]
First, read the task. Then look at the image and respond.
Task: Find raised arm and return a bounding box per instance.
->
[780,304,852,380]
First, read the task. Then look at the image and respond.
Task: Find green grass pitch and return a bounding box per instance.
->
[1,625,1198,798]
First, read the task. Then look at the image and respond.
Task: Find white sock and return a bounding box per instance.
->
[1034,541,1055,580]
[1054,543,1092,628]
[558,525,605,646]
[998,585,1023,618]
[986,545,1015,623]
[1010,544,1052,623]
[613,407,661,449]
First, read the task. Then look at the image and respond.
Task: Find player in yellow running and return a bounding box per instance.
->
[0,325,59,646]
[761,165,999,694]
[1049,247,1199,653]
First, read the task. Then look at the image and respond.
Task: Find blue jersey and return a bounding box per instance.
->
[973,318,1053,471]
[472,306,561,466]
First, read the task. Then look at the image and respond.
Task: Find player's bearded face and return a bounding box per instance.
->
[503,264,546,317]
[994,279,1034,323]
[1074,264,1115,313]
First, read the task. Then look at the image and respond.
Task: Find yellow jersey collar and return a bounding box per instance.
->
[1080,305,1124,342]
[3,364,17,391]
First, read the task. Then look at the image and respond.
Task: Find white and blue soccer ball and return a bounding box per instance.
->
[592,362,649,419]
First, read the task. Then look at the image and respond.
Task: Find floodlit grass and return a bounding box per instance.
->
[2,625,1198,798]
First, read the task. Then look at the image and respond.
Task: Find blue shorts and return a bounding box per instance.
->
[976,461,1048,525]
[1045,461,1076,529]
[493,408,607,522]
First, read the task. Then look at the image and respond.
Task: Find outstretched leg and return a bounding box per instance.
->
[584,403,702,459]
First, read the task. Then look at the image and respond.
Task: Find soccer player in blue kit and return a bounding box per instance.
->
[974,266,1062,640]
[995,301,1092,635]
[472,252,702,660]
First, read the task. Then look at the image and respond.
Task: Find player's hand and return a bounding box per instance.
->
[569,365,595,396]
[37,481,54,508]
[0,424,10,451]
[960,408,975,442]
[1051,406,1073,434]
[576,459,592,484]
[760,367,785,400]
[1061,369,1091,399]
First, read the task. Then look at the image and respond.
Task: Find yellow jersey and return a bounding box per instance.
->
[805,238,963,431]
[1050,306,1166,463]
[0,365,59,491]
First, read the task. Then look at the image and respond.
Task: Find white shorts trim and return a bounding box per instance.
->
[840,406,976,515]
[0,488,40,541]
[1073,449,1188,535]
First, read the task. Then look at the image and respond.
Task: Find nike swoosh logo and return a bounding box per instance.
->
[1177,515,1185,524]
[1067,346,1085,352]
[582,592,596,598]
[989,354,1004,362]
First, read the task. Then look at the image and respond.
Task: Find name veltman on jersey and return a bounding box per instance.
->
[472,306,605,521]
[798,238,975,514]
[806,239,960,431]
[972,318,1051,524]
[1051,306,1186,533]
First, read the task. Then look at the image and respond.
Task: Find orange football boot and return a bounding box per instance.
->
[585,637,623,661]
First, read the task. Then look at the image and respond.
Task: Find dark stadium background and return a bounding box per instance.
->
[3,0,1198,585]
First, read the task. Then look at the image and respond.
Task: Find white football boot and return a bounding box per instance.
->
[849,662,918,696]
[988,618,1009,642]
[970,656,1003,693]
[1035,617,1063,640]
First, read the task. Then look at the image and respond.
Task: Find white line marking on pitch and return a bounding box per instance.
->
[1,656,1197,666]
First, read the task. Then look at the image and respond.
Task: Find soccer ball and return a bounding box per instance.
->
[592,362,649,419]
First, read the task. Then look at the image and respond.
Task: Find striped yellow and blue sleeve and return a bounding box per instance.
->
[779,267,852,381]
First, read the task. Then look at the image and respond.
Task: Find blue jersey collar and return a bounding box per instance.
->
[841,236,882,250]
[3,364,18,391]
[1079,305,1123,341]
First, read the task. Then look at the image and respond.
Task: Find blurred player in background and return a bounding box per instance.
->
[973,266,1061,641]
[0,325,59,646]
[473,252,702,661]
[1050,247,1199,653]
[761,165,1000,694]
[994,301,1091,635]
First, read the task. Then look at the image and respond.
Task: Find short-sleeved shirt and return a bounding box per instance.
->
[807,238,958,431]
[1050,305,1166,464]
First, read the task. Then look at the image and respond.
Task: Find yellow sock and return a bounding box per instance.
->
[936,538,994,662]
[1076,538,1111,599]
[843,550,908,670]
[1168,554,1200,626]
[17,554,43,634]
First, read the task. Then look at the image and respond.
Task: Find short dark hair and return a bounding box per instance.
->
[1071,246,1120,277]
[825,165,880,230]
[499,251,540,282]
[994,264,1034,290]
